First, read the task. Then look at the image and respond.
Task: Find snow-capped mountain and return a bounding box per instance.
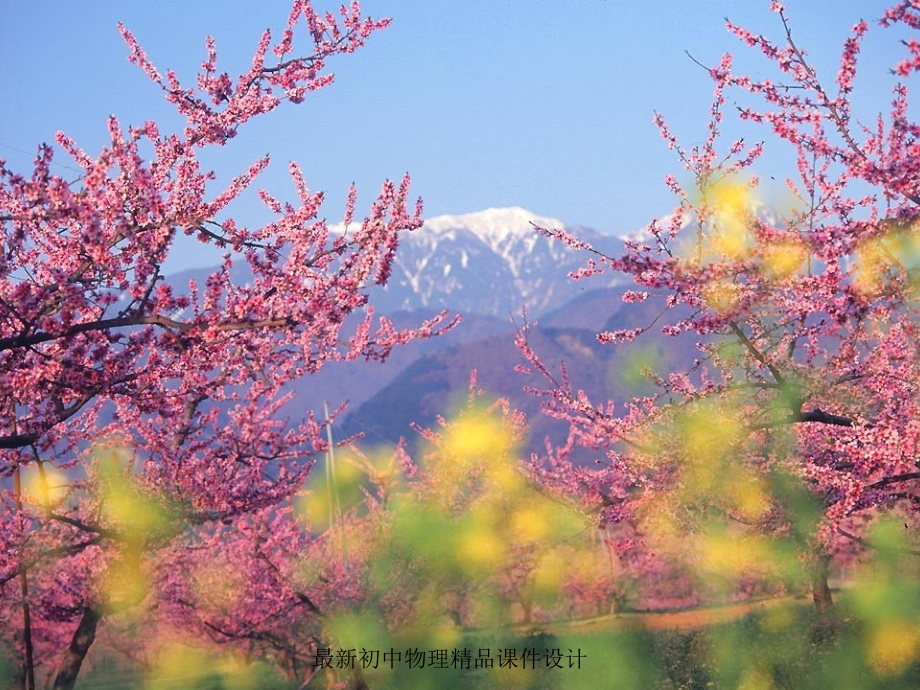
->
[165,207,627,320]
[360,206,625,317]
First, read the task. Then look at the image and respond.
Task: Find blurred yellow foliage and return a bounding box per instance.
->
[92,445,173,610]
[442,411,512,466]
[327,611,388,654]
[102,554,148,610]
[531,550,568,600]
[707,177,756,260]
[95,446,169,545]
[699,529,773,577]
[361,404,600,630]
[297,454,367,531]
[637,494,684,555]
[736,666,774,690]
[854,222,920,297]
[297,489,333,531]
[702,280,742,314]
[686,175,758,264]
[457,521,507,575]
[492,663,531,690]
[20,463,69,505]
[759,603,796,633]
[726,474,771,522]
[488,460,527,494]
[510,504,551,543]
[866,620,920,677]
[142,641,265,690]
[677,401,743,465]
[761,238,808,278]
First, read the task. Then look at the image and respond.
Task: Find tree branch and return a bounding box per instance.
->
[837,527,920,557]
[866,472,920,490]
[0,311,298,352]
[796,408,854,427]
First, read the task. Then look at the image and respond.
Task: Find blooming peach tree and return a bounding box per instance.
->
[0,3,453,688]
[519,1,920,614]
[286,380,604,688]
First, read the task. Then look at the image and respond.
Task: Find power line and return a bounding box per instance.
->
[0,141,84,174]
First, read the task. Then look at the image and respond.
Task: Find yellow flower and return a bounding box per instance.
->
[761,238,807,278]
[702,280,741,314]
[867,621,920,677]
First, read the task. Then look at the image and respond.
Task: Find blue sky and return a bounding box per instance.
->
[0,1,906,271]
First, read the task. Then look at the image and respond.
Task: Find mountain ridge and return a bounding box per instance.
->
[362,206,627,317]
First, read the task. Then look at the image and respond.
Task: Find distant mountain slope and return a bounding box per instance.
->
[338,323,613,457]
[282,309,511,417]
[339,290,700,463]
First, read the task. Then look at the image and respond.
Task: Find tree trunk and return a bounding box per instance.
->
[18,567,35,690]
[13,466,35,690]
[521,598,533,625]
[812,554,833,614]
[52,606,101,690]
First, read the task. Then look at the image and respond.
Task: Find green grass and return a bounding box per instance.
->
[22,604,920,689]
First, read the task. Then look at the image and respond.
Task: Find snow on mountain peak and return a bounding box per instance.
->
[423,207,564,245]
[327,206,564,246]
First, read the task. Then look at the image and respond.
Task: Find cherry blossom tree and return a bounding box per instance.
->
[0,3,453,688]
[519,0,920,614]
[150,381,599,689]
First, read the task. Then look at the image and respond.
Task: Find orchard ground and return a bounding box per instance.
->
[58,591,919,690]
